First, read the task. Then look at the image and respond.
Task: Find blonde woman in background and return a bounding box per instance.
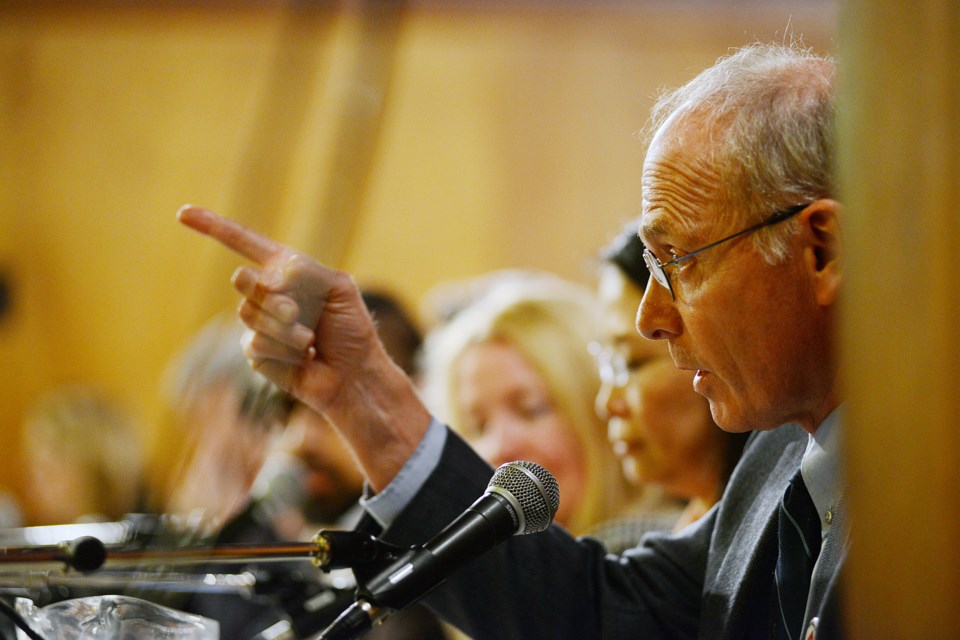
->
[421,271,668,550]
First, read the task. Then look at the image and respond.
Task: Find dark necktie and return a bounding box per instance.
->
[772,469,822,640]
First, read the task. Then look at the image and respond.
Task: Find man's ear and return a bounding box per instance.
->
[799,199,842,306]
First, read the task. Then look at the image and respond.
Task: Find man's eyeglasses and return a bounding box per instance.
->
[642,202,810,300]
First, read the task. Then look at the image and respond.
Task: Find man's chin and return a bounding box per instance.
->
[708,400,779,434]
[707,400,749,434]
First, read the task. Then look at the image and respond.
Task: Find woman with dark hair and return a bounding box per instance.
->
[594,221,749,529]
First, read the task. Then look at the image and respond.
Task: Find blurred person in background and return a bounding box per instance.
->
[594,222,749,530]
[361,290,423,382]
[161,314,292,534]
[420,271,671,551]
[157,313,294,639]
[252,403,367,542]
[20,384,145,526]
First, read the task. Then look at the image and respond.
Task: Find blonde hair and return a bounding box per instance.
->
[422,271,634,536]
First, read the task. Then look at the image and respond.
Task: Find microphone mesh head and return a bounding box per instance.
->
[488,461,559,534]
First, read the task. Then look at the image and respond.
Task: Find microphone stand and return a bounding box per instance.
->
[0,529,405,574]
[0,529,414,639]
[0,536,106,574]
[0,570,258,596]
[96,529,408,572]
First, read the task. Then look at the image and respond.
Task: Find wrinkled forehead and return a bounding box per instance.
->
[638,113,725,247]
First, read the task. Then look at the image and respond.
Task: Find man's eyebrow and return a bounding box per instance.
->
[638,219,669,246]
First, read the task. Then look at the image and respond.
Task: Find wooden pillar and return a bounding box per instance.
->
[837,1,960,637]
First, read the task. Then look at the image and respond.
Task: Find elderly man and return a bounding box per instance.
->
[181,42,845,640]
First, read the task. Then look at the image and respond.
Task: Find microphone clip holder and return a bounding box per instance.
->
[310,530,408,573]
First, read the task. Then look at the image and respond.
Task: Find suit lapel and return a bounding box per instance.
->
[706,430,808,640]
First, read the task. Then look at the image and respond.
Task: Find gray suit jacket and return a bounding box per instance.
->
[378,423,847,639]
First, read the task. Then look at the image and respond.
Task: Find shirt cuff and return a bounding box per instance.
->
[359,417,447,529]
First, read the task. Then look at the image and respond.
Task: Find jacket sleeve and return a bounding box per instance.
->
[378,427,708,640]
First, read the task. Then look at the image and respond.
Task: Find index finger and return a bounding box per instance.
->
[177,204,285,265]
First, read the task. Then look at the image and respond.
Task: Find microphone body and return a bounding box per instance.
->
[359,490,518,609]
[318,460,558,640]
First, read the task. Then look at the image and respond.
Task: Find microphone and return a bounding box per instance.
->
[318,460,559,640]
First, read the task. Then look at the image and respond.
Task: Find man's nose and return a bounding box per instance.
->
[637,278,681,341]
